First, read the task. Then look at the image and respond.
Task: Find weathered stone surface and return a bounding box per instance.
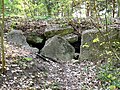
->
[6,30,39,56]
[64,33,81,53]
[26,33,45,44]
[79,28,120,61]
[6,30,29,46]
[44,26,74,38]
[40,35,75,61]
[25,26,74,45]
[64,33,80,43]
[26,31,80,47]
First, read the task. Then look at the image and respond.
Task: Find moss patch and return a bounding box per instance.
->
[45,28,74,38]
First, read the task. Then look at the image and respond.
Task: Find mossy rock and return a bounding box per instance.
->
[64,33,80,43]
[79,28,120,61]
[41,35,75,61]
[26,33,45,44]
[44,27,74,38]
[27,35,44,44]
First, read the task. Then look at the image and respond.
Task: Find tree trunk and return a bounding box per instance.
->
[1,0,5,73]
[112,0,115,18]
[117,0,120,17]
[86,0,90,16]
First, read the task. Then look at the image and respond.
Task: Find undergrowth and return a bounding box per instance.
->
[98,61,120,90]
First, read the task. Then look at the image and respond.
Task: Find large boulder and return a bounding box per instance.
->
[26,26,74,45]
[26,34,45,44]
[6,30,29,46]
[40,35,75,61]
[45,26,74,38]
[79,28,120,61]
[6,30,39,57]
[64,33,80,43]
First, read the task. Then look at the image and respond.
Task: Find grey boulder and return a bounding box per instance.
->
[6,30,39,57]
[40,35,75,61]
[79,28,120,61]
[6,30,29,46]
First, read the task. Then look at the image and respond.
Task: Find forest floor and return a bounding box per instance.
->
[0,17,108,90]
[0,40,103,90]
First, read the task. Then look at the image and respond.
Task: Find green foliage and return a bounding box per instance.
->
[82,43,89,48]
[0,0,74,18]
[23,57,33,62]
[112,41,120,52]
[0,0,119,19]
[49,82,60,90]
[16,57,34,69]
[43,82,60,90]
[0,0,9,9]
[98,62,120,89]
[93,37,99,43]
[96,28,120,89]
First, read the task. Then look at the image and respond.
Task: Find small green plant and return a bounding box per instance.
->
[98,62,120,89]
[23,57,33,62]
[50,82,60,90]
[16,57,33,69]
[43,82,60,90]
